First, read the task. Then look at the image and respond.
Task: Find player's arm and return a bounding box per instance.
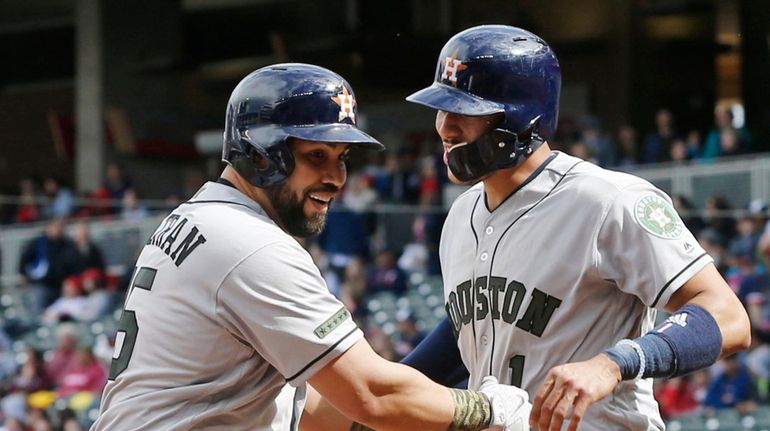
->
[301,338,530,431]
[400,317,469,386]
[661,262,750,355]
[530,263,751,431]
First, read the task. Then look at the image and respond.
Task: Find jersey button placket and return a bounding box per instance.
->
[480,252,488,261]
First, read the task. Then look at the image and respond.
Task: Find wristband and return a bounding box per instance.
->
[616,339,645,381]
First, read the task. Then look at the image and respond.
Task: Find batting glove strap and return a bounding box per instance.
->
[478,376,532,431]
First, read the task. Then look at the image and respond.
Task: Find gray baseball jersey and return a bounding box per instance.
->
[92,181,362,431]
[439,152,712,431]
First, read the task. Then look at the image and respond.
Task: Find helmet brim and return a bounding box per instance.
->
[406,83,505,116]
[242,123,384,151]
[284,124,384,151]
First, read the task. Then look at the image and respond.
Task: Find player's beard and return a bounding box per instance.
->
[266,183,333,237]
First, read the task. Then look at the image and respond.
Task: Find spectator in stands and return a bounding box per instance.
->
[103,162,131,202]
[5,348,54,395]
[418,156,442,207]
[669,138,691,165]
[317,207,370,278]
[366,327,398,361]
[339,257,368,319]
[759,204,770,263]
[744,287,770,383]
[14,177,40,224]
[59,408,86,431]
[702,105,753,161]
[18,218,80,314]
[552,115,579,152]
[0,417,27,431]
[79,268,114,321]
[614,124,640,168]
[703,195,736,243]
[46,324,79,386]
[394,310,427,359]
[40,177,75,220]
[57,347,107,398]
[718,129,745,159]
[307,244,341,298]
[342,173,377,213]
[373,149,421,204]
[26,409,55,431]
[672,194,705,235]
[366,249,407,297]
[684,129,703,160]
[703,354,758,414]
[727,210,764,269]
[41,275,88,323]
[566,141,594,163]
[72,222,104,273]
[77,187,114,219]
[397,216,430,274]
[340,173,378,237]
[655,375,701,419]
[120,189,149,222]
[0,330,17,385]
[698,227,729,275]
[641,108,681,164]
[579,115,615,167]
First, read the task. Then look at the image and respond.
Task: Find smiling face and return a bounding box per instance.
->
[265,139,350,237]
[435,110,503,184]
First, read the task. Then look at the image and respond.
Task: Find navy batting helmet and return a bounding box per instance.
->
[223,63,383,187]
[407,25,561,182]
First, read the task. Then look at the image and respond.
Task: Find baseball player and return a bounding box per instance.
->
[91,63,531,431]
[402,25,751,431]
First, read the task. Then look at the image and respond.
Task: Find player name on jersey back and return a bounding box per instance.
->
[145,213,208,267]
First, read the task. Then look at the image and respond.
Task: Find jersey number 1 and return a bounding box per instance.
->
[509,354,525,387]
[109,267,157,380]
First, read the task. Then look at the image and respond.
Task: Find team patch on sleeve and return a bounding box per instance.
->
[314,307,350,339]
[634,195,684,240]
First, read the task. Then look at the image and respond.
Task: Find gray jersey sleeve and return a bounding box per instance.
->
[216,239,362,386]
[596,183,712,309]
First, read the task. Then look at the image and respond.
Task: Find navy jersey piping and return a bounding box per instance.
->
[286,327,358,382]
[483,152,559,213]
[469,195,482,344]
[180,200,257,212]
[651,252,709,308]
[486,160,583,375]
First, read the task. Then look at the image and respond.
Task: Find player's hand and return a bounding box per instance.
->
[529,354,621,431]
[478,376,532,431]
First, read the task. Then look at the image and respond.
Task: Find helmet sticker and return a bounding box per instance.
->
[331,86,356,123]
[634,195,684,240]
[440,52,467,86]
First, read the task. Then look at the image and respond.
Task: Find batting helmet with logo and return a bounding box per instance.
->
[406,25,561,182]
[223,63,383,187]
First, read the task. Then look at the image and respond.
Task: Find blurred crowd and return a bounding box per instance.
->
[0,103,767,429]
[551,104,755,169]
[654,196,770,421]
[1,162,158,227]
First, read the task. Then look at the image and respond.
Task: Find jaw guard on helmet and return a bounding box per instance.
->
[447,116,545,183]
[222,63,384,188]
[406,25,560,182]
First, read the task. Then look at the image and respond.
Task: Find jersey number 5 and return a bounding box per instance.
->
[109,267,157,380]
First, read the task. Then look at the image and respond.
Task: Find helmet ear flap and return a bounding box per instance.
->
[227,137,295,188]
[250,145,274,171]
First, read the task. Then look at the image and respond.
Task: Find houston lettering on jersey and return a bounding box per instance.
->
[445,276,562,337]
[146,213,207,266]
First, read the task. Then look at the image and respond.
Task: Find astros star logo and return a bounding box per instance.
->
[331,86,356,123]
[440,52,467,86]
